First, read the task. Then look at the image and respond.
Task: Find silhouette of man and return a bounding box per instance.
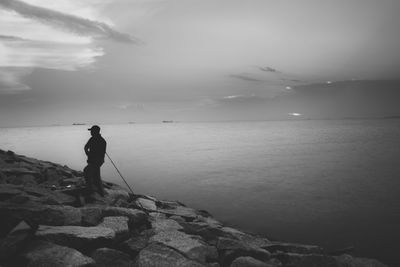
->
[84,125,106,196]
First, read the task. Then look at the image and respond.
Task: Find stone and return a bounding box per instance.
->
[0,184,23,201]
[0,221,36,261]
[158,205,198,220]
[20,240,95,267]
[103,207,148,231]
[35,225,115,252]
[150,230,218,263]
[334,254,388,267]
[221,227,270,249]
[91,248,135,267]
[135,197,157,211]
[264,242,324,255]
[151,218,183,232]
[80,206,104,226]
[98,216,130,242]
[180,221,226,243]
[217,237,271,266]
[23,186,76,206]
[0,202,82,226]
[230,256,274,267]
[105,188,130,203]
[136,243,205,267]
[9,174,36,185]
[119,231,151,257]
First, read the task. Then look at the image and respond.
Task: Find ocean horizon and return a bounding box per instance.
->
[1,118,399,266]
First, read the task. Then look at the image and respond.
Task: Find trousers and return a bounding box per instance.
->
[84,163,105,196]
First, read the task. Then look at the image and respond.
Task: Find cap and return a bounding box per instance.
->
[88,125,100,132]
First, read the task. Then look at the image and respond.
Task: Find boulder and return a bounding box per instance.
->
[91,248,135,267]
[35,225,115,252]
[0,184,23,201]
[334,254,388,267]
[135,197,157,211]
[158,205,198,220]
[23,186,76,206]
[136,243,205,267]
[103,207,148,231]
[151,218,183,232]
[230,256,274,267]
[9,174,37,185]
[149,230,218,263]
[80,206,104,226]
[119,231,151,257]
[264,242,324,255]
[98,216,130,242]
[0,202,82,226]
[0,221,36,261]
[217,237,271,266]
[20,240,95,267]
[180,221,226,243]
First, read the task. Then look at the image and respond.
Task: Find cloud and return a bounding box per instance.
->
[229,73,263,82]
[0,0,139,43]
[0,68,32,93]
[258,66,279,73]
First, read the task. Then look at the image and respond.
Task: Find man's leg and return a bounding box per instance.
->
[84,165,94,194]
[93,165,105,197]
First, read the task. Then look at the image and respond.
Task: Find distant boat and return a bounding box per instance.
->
[162,120,174,123]
[72,123,86,125]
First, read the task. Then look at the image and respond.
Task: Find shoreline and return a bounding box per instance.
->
[0,149,388,267]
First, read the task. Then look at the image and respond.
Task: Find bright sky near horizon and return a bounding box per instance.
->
[1,0,400,126]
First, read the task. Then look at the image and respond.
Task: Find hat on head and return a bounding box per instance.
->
[88,125,100,132]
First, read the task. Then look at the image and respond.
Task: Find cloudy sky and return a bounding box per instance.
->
[1,0,400,126]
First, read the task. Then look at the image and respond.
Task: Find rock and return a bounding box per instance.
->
[158,205,198,220]
[43,168,62,185]
[98,216,130,242]
[180,221,226,243]
[119,231,151,257]
[136,243,205,267]
[264,242,324,255]
[272,252,338,267]
[151,218,183,232]
[0,221,36,261]
[105,188,130,203]
[150,230,218,263]
[20,240,95,267]
[35,225,115,252]
[0,184,23,201]
[0,202,82,226]
[23,186,77,206]
[103,207,148,231]
[91,248,135,267]
[230,256,274,267]
[334,254,388,267]
[221,227,270,249]
[80,206,104,226]
[217,237,271,266]
[169,215,186,223]
[135,197,157,210]
[9,174,37,185]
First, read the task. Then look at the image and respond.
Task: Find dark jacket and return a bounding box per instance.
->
[84,134,106,165]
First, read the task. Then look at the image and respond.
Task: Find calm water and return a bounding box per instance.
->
[1,119,400,266]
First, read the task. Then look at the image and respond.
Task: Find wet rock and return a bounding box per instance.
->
[264,242,324,255]
[35,225,115,251]
[0,202,82,226]
[20,240,95,267]
[230,256,274,267]
[136,243,205,267]
[91,248,135,267]
[98,216,130,242]
[334,254,388,267]
[150,230,218,263]
[80,206,104,226]
[0,221,36,261]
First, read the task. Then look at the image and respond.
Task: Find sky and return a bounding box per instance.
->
[1,0,400,126]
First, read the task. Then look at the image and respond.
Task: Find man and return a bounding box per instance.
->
[84,125,106,196]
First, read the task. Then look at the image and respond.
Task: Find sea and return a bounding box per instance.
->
[1,119,399,266]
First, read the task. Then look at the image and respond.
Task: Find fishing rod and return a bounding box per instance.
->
[105,152,135,195]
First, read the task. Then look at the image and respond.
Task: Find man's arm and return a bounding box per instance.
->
[84,138,92,156]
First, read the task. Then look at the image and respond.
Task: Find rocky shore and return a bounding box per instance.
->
[0,149,388,267]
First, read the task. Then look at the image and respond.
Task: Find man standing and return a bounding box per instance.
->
[84,125,106,196]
